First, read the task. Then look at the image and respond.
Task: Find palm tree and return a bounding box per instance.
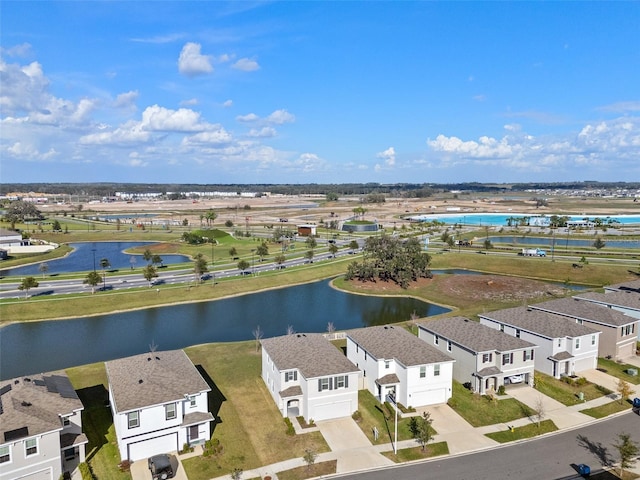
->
[100,258,110,290]
[205,210,218,227]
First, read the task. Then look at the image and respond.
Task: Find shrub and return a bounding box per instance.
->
[352,410,362,422]
[284,417,295,436]
[78,462,94,480]
[497,385,506,396]
[575,377,588,386]
[118,460,131,472]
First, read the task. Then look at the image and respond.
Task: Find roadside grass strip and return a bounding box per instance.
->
[485,420,558,443]
[597,358,640,385]
[276,460,337,480]
[580,400,633,419]
[382,441,449,462]
[534,371,611,406]
[447,381,535,427]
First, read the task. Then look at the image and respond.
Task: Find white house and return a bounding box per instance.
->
[574,290,640,340]
[0,372,87,480]
[105,350,213,462]
[418,317,537,395]
[261,333,360,422]
[346,325,454,408]
[0,228,23,249]
[479,307,600,379]
[529,297,638,360]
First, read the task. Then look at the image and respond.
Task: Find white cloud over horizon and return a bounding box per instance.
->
[178,42,213,77]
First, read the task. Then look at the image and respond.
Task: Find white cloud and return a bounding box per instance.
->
[236,113,259,123]
[180,98,199,107]
[115,91,139,109]
[140,105,211,132]
[6,141,57,160]
[267,109,295,124]
[178,42,213,77]
[232,57,260,72]
[79,120,151,145]
[1,42,33,57]
[182,127,233,145]
[473,94,486,102]
[223,99,233,108]
[131,33,185,44]
[597,101,640,113]
[247,126,277,138]
[376,146,396,166]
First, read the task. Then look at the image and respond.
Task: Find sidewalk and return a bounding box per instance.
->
[207,366,640,480]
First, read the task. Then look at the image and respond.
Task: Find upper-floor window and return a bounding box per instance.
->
[482,353,493,363]
[420,366,426,378]
[384,361,391,370]
[165,403,177,421]
[557,339,562,347]
[0,445,10,464]
[318,375,349,391]
[189,395,197,407]
[591,335,596,346]
[502,353,513,366]
[434,335,439,346]
[523,349,534,362]
[447,341,452,352]
[334,375,347,389]
[127,411,139,429]
[62,416,71,426]
[25,438,38,457]
[575,338,580,350]
[515,329,521,338]
[500,324,504,332]
[434,364,441,377]
[319,378,330,391]
[285,370,298,382]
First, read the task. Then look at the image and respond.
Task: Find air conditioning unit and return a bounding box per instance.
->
[627,368,638,376]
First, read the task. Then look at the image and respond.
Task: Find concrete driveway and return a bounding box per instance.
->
[129,454,188,480]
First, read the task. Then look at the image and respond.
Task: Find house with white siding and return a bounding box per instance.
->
[479,307,600,379]
[261,333,360,422]
[574,289,640,341]
[0,372,87,480]
[346,325,454,408]
[418,317,537,395]
[529,297,638,360]
[105,350,213,462]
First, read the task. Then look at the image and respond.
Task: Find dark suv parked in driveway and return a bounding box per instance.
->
[148,454,174,480]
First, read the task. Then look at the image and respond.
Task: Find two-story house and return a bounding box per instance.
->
[346,325,454,408]
[529,297,638,360]
[261,333,360,422]
[105,350,214,462]
[479,307,600,379]
[418,317,537,395]
[574,290,640,341]
[0,372,87,480]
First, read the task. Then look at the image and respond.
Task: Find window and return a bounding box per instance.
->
[62,416,70,426]
[285,371,297,382]
[502,353,513,366]
[624,325,633,336]
[0,445,10,464]
[334,375,347,389]
[591,335,596,346]
[165,403,176,420]
[25,438,37,456]
[575,338,580,349]
[434,364,440,377]
[384,361,390,369]
[319,378,330,391]
[189,395,197,407]
[499,324,504,332]
[523,349,534,361]
[434,335,439,346]
[482,353,492,363]
[447,341,452,352]
[420,366,426,378]
[127,411,139,429]
[515,329,521,338]
[557,339,562,347]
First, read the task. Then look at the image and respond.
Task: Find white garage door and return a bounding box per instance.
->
[17,469,52,480]
[312,400,352,421]
[128,433,178,461]
[574,357,596,374]
[410,388,447,407]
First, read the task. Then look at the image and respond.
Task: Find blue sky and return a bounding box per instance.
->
[1,1,639,184]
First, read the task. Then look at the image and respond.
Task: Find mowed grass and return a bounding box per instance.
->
[598,358,640,385]
[66,363,132,480]
[534,372,611,406]
[580,400,632,419]
[485,419,558,443]
[381,441,449,462]
[447,382,535,427]
[276,460,337,480]
[182,342,329,480]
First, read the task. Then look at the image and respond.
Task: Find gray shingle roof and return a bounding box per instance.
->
[0,372,83,443]
[377,373,400,385]
[574,291,640,311]
[347,325,454,366]
[419,316,537,353]
[105,350,210,413]
[261,333,358,379]
[480,307,599,339]
[605,280,640,292]
[530,297,636,327]
[550,351,574,361]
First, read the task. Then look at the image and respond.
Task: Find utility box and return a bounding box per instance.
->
[627,368,638,376]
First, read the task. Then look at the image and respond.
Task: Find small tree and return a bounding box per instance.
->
[237,259,250,274]
[230,467,243,480]
[193,253,208,282]
[151,254,164,268]
[84,271,101,294]
[303,448,318,470]
[593,236,606,249]
[142,265,158,287]
[329,243,338,258]
[252,325,263,352]
[18,276,39,298]
[305,249,315,263]
[408,411,433,451]
[613,432,639,476]
[229,247,238,258]
[305,236,317,250]
[275,253,286,269]
[256,242,269,261]
[534,394,546,427]
[51,219,62,232]
[143,249,153,264]
[349,240,359,253]
[616,378,633,405]
[38,262,49,278]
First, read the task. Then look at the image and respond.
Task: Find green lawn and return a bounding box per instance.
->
[276,460,337,480]
[598,358,640,385]
[447,381,535,427]
[485,420,558,443]
[534,372,611,406]
[580,400,633,418]
[353,390,434,444]
[381,441,449,462]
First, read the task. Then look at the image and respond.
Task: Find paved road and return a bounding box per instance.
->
[336,412,640,480]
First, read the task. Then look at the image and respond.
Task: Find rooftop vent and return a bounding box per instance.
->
[147,357,151,361]
[21,401,32,407]
[155,356,160,360]
[138,379,143,384]
[24,378,31,382]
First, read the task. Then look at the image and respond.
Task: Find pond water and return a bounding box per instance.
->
[489,236,640,250]
[412,213,640,226]
[0,279,449,380]
[0,242,191,277]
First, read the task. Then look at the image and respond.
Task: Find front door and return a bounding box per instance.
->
[189,425,199,443]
